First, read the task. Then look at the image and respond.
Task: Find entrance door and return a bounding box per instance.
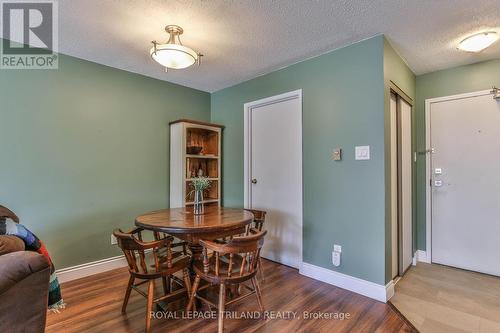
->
[244,90,302,269]
[390,92,413,278]
[430,91,500,276]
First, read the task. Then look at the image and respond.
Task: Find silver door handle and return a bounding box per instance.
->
[251,178,257,184]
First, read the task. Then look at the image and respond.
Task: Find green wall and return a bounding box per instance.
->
[383,39,416,282]
[9,31,491,283]
[212,36,388,284]
[415,58,500,250]
[0,47,210,268]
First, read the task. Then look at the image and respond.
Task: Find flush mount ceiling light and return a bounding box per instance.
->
[150,25,202,71]
[457,32,499,53]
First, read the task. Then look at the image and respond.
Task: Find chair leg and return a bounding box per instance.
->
[218,283,226,333]
[186,275,200,312]
[182,269,194,309]
[162,277,167,294]
[230,284,240,297]
[251,277,264,312]
[258,258,265,282]
[122,275,134,314]
[162,276,171,295]
[145,280,155,333]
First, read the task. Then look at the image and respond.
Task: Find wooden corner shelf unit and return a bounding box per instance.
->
[169,119,223,208]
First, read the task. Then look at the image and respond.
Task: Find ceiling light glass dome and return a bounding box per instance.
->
[457,32,499,53]
[150,25,201,70]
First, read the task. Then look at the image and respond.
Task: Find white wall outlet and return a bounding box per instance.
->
[332,148,342,161]
[111,234,117,245]
[332,251,341,267]
[333,244,342,253]
[355,145,370,160]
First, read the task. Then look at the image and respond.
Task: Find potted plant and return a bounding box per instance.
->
[189,177,211,215]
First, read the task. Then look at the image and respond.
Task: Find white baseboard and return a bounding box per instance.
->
[299,262,394,303]
[416,250,429,263]
[385,279,395,301]
[56,255,128,283]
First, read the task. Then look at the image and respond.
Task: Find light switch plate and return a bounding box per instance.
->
[333,244,342,253]
[355,146,370,160]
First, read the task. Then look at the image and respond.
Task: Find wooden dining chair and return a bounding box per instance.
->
[186,230,267,333]
[113,228,192,333]
[245,209,267,232]
[152,231,188,255]
[152,231,188,294]
[245,209,267,281]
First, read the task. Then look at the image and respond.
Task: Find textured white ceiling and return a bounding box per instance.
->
[58,0,500,92]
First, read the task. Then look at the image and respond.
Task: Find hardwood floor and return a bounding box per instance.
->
[47,259,414,333]
[390,262,500,332]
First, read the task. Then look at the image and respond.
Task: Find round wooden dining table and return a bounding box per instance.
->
[135,206,254,258]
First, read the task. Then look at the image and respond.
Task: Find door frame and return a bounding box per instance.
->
[424,89,493,264]
[243,89,303,264]
[397,95,413,276]
[389,85,414,278]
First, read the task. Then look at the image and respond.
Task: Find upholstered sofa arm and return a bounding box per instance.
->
[0,251,49,294]
[0,251,50,333]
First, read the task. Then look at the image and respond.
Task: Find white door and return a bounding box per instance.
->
[430,91,500,276]
[244,90,302,269]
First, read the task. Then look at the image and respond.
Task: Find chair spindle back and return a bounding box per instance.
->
[113,228,174,276]
[200,230,267,280]
[245,209,267,232]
